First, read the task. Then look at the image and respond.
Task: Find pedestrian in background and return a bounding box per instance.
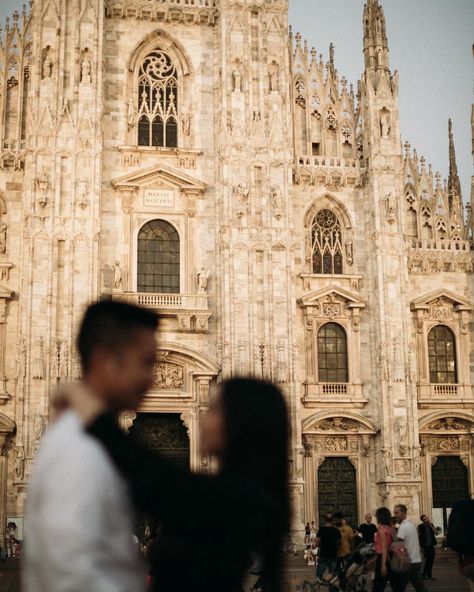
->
[418,514,437,581]
[359,513,378,545]
[372,507,403,592]
[315,514,341,592]
[394,504,427,592]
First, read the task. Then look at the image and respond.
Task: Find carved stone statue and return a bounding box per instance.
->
[271,186,283,210]
[32,338,45,379]
[345,241,353,265]
[0,221,7,255]
[13,446,25,481]
[37,172,49,208]
[392,337,403,382]
[181,110,191,136]
[380,110,390,139]
[382,447,392,477]
[112,260,122,291]
[81,55,92,84]
[385,192,396,223]
[197,267,209,293]
[232,65,242,92]
[42,51,53,79]
[269,70,278,92]
[234,183,249,204]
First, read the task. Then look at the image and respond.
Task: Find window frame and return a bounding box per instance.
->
[317,322,349,383]
[427,324,458,384]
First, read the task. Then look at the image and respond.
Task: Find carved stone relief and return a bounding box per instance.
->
[154,362,184,390]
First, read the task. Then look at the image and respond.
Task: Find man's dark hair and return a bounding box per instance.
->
[395,504,408,515]
[77,300,158,372]
[324,513,334,524]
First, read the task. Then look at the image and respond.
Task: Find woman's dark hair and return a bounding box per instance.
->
[375,507,393,526]
[220,378,290,592]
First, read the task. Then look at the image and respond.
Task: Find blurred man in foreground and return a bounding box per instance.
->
[24,300,158,592]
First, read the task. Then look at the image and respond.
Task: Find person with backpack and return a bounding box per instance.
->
[447,499,474,590]
[372,507,403,592]
[393,504,427,592]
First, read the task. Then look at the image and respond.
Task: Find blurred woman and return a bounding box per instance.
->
[72,378,290,592]
[373,507,403,592]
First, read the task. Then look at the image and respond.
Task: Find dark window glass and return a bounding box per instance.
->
[137,220,180,293]
[428,325,457,384]
[317,323,348,383]
[137,50,178,148]
[312,209,344,274]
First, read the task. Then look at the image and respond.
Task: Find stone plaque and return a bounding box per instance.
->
[143,189,175,208]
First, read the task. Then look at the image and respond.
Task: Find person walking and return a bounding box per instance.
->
[418,514,437,580]
[394,504,428,592]
[68,378,290,592]
[359,514,378,545]
[305,522,311,545]
[372,507,403,592]
[24,300,159,592]
[315,514,341,592]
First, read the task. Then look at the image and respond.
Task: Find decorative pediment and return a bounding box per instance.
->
[302,411,378,435]
[298,285,366,312]
[0,412,15,434]
[411,289,471,313]
[112,163,206,197]
[419,411,474,434]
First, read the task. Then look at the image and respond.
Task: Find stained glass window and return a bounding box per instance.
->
[137,50,178,148]
[428,325,457,384]
[317,323,348,383]
[312,209,344,274]
[137,220,180,293]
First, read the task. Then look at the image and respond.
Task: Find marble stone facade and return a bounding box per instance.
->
[0,0,472,541]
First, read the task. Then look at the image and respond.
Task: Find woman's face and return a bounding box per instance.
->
[200,390,225,457]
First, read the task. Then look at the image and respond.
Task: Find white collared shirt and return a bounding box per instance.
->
[397,518,422,564]
[24,410,146,592]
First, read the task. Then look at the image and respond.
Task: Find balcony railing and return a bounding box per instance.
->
[407,238,471,252]
[322,383,348,395]
[296,155,360,169]
[114,292,209,311]
[432,384,458,397]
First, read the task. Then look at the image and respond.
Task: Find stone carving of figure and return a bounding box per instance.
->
[197,267,209,293]
[386,192,396,223]
[37,172,49,208]
[269,70,278,92]
[345,241,353,265]
[32,338,45,379]
[271,186,283,210]
[112,260,122,291]
[32,414,46,454]
[380,110,390,139]
[234,183,249,204]
[181,110,191,136]
[232,65,242,92]
[382,447,392,477]
[13,446,25,481]
[0,221,7,255]
[81,55,92,84]
[392,337,403,382]
[42,51,53,79]
[127,98,135,130]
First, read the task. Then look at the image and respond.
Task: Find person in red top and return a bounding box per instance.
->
[373,507,403,592]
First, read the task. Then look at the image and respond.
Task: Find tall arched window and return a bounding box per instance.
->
[428,325,457,384]
[137,220,180,293]
[137,50,178,148]
[312,209,343,274]
[317,323,348,382]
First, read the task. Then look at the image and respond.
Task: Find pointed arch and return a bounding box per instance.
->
[304,194,353,230]
[127,29,193,77]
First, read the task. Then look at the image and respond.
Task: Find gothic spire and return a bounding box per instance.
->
[363,0,390,74]
[448,119,462,200]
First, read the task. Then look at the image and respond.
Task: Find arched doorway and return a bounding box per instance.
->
[318,457,357,527]
[431,456,469,532]
[129,413,190,540]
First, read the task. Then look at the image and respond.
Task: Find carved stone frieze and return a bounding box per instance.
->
[427,418,467,431]
[154,362,185,390]
[314,417,359,431]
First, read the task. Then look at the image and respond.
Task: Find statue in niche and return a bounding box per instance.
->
[345,241,353,265]
[269,69,278,93]
[197,267,210,293]
[181,110,191,136]
[0,221,7,255]
[381,447,392,477]
[392,337,403,382]
[42,49,53,79]
[80,55,92,84]
[37,172,49,208]
[77,181,88,209]
[13,446,25,481]
[385,192,396,224]
[380,110,390,139]
[232,64,243,92]
[271,186,283,210]
[234,183,249,205]
[112,261,122,291]
[127,98,135,130]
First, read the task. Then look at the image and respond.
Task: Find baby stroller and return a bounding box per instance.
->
[302,543,377,592]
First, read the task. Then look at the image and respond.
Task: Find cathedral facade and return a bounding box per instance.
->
[0,0,472,540]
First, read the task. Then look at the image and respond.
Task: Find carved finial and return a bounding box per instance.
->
[329,42,335,67]
[448,118,462,200]
[310,47,317,62]
[404,140,411,156]
[420,156,426,171]
[295,32,301,49]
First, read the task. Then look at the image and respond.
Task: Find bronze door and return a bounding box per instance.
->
[129,413,190,540]
[432,455,468,531]
[318,457,357,527]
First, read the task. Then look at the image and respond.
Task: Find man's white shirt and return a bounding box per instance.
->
[24,409,146,592]
[397,518,422,564]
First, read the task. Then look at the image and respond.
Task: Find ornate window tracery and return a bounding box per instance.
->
[137,50,178,148]
[137,219,180,293]
[428,325,457,384]
[311,209,343,274]
[317,322,348,383]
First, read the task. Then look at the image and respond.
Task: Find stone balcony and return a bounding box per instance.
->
[418,383,474,408]
[113,292,212,333]
[407,238,473,274]
[293,155,364,187]
[302,382,367,408]
[407,238,472,253]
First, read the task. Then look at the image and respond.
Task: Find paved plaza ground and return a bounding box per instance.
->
[0,548,470,592]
